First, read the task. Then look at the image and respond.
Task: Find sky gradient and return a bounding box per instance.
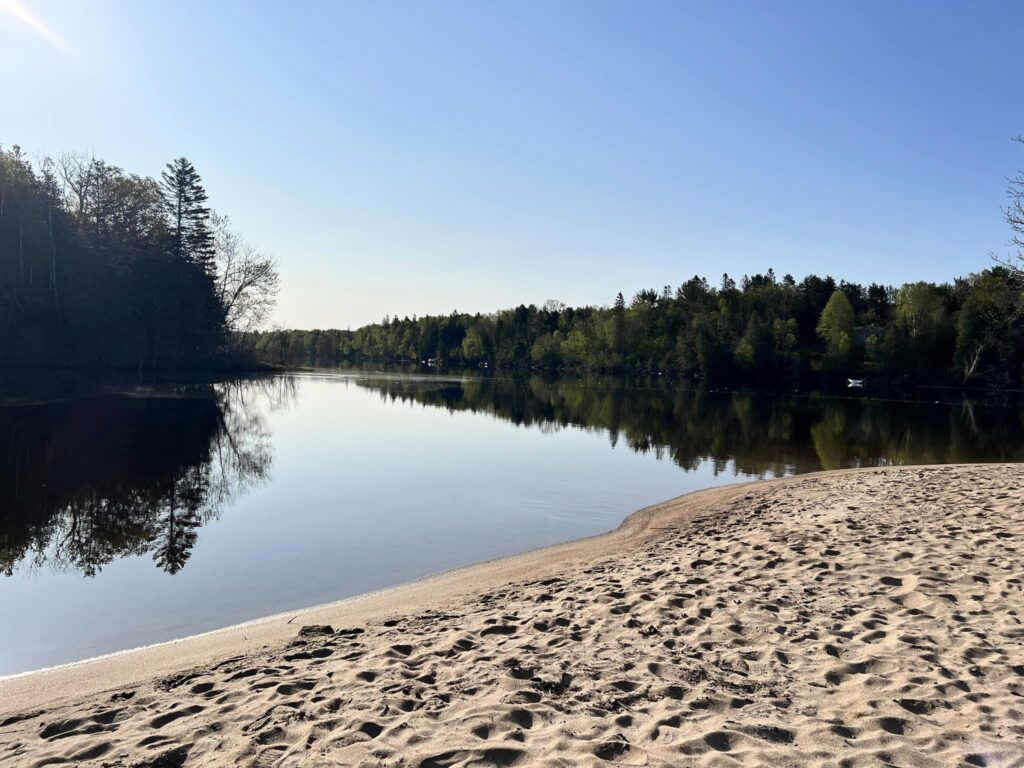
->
[3,0,1023,329]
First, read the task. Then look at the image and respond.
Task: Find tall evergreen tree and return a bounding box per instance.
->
[612,291,626,363]
[160,157,214,275]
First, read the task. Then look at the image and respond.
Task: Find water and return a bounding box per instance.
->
[1,371,1022,676]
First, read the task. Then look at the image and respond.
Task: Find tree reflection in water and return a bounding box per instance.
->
[3,372,1022,578]
[355,375,1024,476]
[0,377,294,577]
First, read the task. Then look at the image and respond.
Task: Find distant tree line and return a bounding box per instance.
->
[254,137,1024,388]
[0,146,279,369]
[251,265,1023,388]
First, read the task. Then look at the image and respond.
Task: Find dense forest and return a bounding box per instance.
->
[0,146,278,369]
[252,265,1024,388]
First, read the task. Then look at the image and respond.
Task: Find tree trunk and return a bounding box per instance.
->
[962,343,984,384]
[18,217,24,284]
[48,201,59,311]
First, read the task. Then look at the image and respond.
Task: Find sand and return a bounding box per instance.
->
[1,464,1022,767]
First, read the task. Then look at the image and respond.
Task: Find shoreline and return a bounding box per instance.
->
[0,462,994,707]
[0,460,744,713]
[3,463,1022,766]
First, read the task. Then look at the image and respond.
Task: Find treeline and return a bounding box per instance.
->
[0,146,279,369]
[257,138,1024,388]
[252,267,1024,387]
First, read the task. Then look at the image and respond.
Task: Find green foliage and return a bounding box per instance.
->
[250,267,1023,388]
[816,290,857,371]
[735,316,774,373]
[460,325,488,361]
[954,268,1024,385]
[881,282,955,380]
[531,331,563,369]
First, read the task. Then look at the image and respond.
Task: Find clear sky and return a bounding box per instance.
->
[3,1,1023,329]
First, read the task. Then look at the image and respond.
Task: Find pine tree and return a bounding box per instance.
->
[612,291,626,364]
[160,157,214,275]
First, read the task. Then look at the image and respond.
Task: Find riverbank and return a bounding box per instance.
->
[2,465,1021,766]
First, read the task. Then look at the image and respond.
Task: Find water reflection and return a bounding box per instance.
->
[2,373,1022,581]
[0,378,291,577]
[355,375,1024,475]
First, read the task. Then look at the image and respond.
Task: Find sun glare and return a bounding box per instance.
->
[1,0,66,50]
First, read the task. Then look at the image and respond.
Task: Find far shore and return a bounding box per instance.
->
[2,464,1021,767]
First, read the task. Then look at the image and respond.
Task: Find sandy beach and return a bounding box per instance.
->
[1,464,1022,767]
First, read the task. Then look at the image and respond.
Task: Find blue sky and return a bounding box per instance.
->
[2,1,1023,328]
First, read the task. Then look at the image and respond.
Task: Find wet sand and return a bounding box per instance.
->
[1,464,1022,767]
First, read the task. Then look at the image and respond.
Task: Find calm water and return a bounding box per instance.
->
[2,372,1023,676]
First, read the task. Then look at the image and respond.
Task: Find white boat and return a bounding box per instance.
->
[847,378,866,388]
